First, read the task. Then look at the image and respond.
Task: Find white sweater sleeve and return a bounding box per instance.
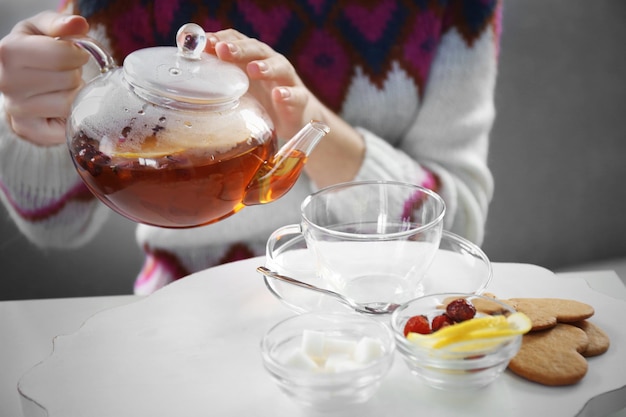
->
[0,94,110,248]
[353,26,497,245]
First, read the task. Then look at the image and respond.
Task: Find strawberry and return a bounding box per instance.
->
[446,298,476,322]
[431,313,454,332]
[403,314,431,336]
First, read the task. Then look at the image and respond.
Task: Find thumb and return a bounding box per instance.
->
[271,86,314,138]
[50,14,90,38]
[16,11,89,38]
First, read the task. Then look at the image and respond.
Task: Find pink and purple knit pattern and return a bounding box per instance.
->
[73,0,500,112]
[0,179,94,222]
[134,242,257,294]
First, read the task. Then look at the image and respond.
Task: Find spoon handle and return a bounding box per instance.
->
[257,266,399,315]
[256,266,348,303]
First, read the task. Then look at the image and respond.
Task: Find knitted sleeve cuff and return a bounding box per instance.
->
[0,103,82,206]
[354,126,439,191]
[0,96,109,248]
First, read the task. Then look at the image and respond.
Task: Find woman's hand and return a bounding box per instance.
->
[206,28,324,141]
[0,12,90,146]
[205,29,366,188]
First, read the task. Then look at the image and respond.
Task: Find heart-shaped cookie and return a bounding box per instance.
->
[504,298,594,331]
[441,294,513,315]
[508,323,589,386]
[572,320,611,357]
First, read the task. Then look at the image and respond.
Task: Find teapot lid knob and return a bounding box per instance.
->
[122,23,249,106]
[176,23,207,61]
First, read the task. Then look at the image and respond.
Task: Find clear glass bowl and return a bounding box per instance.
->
[263,230,493,314]
[260,312,395,410]
[390,293,521,390]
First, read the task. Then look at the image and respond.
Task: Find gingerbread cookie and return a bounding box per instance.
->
[472,297,513,315]
[572,320,610,357]
[440,294,609,386]
[504,298,595,331]
[441,294,513,316]
[508,323,589,386]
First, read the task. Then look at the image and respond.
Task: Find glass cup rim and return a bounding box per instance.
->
[300,180,446,240]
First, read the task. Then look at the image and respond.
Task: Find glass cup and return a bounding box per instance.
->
[266,180,446,308]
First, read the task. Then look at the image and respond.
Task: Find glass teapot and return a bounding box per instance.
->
[66,23,329,228]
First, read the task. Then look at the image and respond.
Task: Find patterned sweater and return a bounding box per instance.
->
[0,0,501,294]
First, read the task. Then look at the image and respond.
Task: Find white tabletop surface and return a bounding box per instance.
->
[2,258,626,417]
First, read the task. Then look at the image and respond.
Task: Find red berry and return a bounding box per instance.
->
[431,313,454,331]
[446,298,477,322]
[404,315,431,336]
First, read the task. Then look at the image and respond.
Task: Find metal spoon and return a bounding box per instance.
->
[256,266,400,315]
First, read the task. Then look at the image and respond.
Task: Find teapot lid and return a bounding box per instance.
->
[123,23,249,105]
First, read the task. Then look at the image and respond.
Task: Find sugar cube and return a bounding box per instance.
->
[353,337,383,363]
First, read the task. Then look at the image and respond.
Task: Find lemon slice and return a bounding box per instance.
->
[445,313,532,352]
[114,149,185,159]
[445,338,511,353]
[507,311,533,331]
[469,313,532,339]
[407,316,505,348]
[430,316,509,348]
[406,313,531,350]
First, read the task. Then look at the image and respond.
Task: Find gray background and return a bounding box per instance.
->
[1,0,625,300]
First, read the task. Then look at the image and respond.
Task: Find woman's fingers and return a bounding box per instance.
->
[1,66,84,97]
[14,36,90,70]
[272,85,308,108]
[207,29,302,88]
[271,85,325,139]
[4,86,81,119]
[4,12,90,70]
[213,38,276,66]
[205,28,323,139]
[206,28,248,49]
[247,54,299,86]
[13,11,89,38]
[208,29,279,67]
[0,11,90,145]
[8,114,68,146]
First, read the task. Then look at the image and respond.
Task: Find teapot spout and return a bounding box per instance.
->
[276,120,330,160]
[243,121,329,206]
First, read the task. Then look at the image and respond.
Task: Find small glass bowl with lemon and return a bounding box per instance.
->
[390,293,531,390]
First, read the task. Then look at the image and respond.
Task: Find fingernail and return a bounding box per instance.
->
[207,35,218,47]
[226,42,238,54]
[277,87,290,99]
[61,14,76,24]
[255,61,268,73]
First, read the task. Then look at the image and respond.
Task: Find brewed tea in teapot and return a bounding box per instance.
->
[67,23,328,228]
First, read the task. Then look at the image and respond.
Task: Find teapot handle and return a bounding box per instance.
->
[59,36,117,73]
